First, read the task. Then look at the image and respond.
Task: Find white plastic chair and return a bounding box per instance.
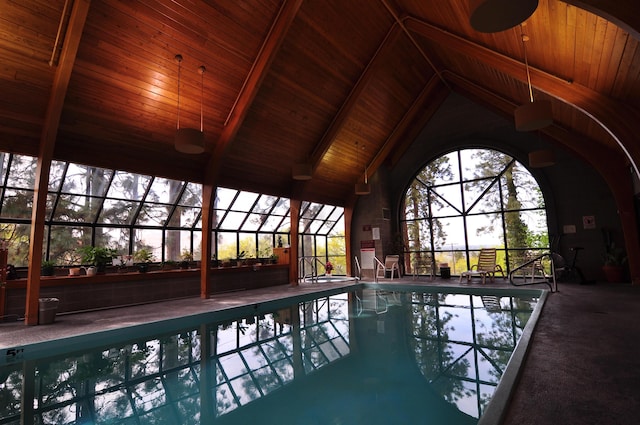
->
[374,255,401,281]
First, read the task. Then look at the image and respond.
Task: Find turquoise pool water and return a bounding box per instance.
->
[0,285,543,424]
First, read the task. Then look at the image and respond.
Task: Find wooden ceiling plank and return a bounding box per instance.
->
[404,16,640,176]
[207,0,304,176]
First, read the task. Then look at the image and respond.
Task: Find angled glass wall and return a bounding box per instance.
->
[298,202,345,276]
[0,152,345,271]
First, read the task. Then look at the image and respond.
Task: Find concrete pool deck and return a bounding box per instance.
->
[1,277,638,424]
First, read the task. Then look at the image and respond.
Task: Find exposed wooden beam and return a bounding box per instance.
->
[445,70,640,285]
[404,16,640,177]
[207,0,303,178]
[25,0,91,325]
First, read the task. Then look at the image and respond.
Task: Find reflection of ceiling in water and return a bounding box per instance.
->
[0,289,536,424]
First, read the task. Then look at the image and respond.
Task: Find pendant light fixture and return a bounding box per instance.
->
[514,27,552,132]
[528,149,555,168]
[354,142,370,195]
[174,54,206,154]
[292,162,313,180]
[469,0,539,33]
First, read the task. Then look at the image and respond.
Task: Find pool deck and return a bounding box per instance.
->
[1,276,639,424]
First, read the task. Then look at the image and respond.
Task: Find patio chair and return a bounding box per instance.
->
[412,254,435,280]
[460,248,504,284]
[374,255,401,281]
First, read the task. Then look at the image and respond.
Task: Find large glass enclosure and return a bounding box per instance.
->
[401,148,549,276]
[298,202,345,276]
[0,152,344,269]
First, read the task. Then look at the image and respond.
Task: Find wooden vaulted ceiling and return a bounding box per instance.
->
[1,0,640,207]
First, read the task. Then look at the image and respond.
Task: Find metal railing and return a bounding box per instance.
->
[298,256,327,283]
[508,252,558,292]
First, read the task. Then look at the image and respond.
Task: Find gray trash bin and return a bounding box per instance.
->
[38,298,59,325]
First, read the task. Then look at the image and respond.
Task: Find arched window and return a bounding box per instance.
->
[401,148,549,276]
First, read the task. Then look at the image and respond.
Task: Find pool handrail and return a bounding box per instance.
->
[508,252,557,292]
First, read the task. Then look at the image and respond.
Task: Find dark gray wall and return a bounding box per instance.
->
[352,93,623,281]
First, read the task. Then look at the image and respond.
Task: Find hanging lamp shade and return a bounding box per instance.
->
[469,0,539,33]
[514,100,553,131]
[174,55,206,154]
[175,128,205,154]
[355,182,371,195]
[292,163,312,180]
[528,149,555,168]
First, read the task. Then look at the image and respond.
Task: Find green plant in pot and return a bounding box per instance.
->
[133,248,155,273]
[41,259,56,276]
[179,249,193,269]
[78,246,117,273]
[602,228,627,282]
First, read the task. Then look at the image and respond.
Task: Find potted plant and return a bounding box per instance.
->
[41,260,56,276]
[133,248,155,273]
[78,246,117,273]
[236,250,247,267]
[602,229,627,282]
[179,249,193,269]
[325,261,334,275]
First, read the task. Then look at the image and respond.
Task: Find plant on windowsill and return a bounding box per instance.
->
[78,246,118,274]
[41,260,56,276]
[180,249,193,269]
[133,248,155,273]
[236,250,247,267]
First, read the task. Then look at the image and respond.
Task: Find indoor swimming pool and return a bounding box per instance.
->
[0,284,545,424]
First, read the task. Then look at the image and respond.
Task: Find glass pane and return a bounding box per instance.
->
[270,198,289,215]
[428,151,459,185]
[165,229,185,261]
[2,223,31,266]
[215,187,237,210]
[431,185,461,217]
[0,152,10,186]
[238,232,256,257]
[147,177,182,204]
[96,227,129,253]
[48,225,90,265]
[502,167,545,210]
[328,215,344,237]
[137,203,171,226]
[231,191,259,212]
[48,161,66,191]
[241,213,266,231]
[107,171,151,201]
[62,164,112,196]
[6,155,37,188]
[99,199,139,225]
[51,194,102,222]
[261,214,285,232]
[0,189,33,219]
[178,182,202,207]
[169,206,200,228]
[217,232,237,261]
[134,229,162,260]
[219,211,247,230]
[466,213,503,248]
[467,180,501,214]
[258,234,274,258]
